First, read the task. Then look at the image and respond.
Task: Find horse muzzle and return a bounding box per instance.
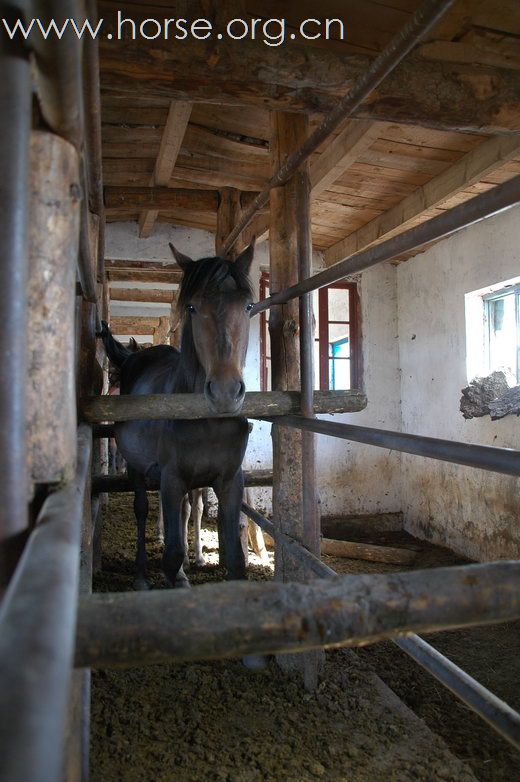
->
[204,377,246,415]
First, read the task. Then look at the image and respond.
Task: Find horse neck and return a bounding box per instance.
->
[172,322,206,394]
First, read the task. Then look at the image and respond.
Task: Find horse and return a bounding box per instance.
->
[99,239,255,590]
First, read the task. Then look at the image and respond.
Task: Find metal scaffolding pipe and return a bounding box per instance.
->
[263,416,520,477]
[394,635,520,749]
[222,0,455,253]
[251,176,520,316]
[0,9,31,581]
[0,427,92,782]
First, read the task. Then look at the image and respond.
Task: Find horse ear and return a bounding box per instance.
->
[169,242,193,270]
[234,236,255,275]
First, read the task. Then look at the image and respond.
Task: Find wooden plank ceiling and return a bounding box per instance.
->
[99,0,520,270]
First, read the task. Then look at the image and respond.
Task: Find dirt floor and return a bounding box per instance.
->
[90,495,519,782]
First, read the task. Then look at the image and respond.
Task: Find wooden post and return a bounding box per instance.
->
[26,131,80,487]
[153,316,171,345]
[269,112,321,687]
[216,187,244,259]
[169,291,181,348]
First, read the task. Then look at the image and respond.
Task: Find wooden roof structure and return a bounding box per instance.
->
[100,0,520,272]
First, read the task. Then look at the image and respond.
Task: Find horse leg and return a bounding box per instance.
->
[161,471,190,588]
[128,466,149,591]
[192,488,206,567]
[214,472,246,581]
[156,495,164,544]
[181,493,191,570]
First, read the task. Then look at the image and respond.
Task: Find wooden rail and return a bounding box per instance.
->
[92,470,273,494]
[75,561,520,668]
[82,389,367,423]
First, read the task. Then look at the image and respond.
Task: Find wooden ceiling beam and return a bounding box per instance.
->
[324,134,520,266]
[106,187,219,212]
[99,37,520,134]
[139,100,193,238]
[109,288,175,304]
[107,270,182,284]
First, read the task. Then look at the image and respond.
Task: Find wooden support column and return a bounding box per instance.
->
[169,291,181,348]
[216,187,244,259]
[153,316,171,346]
[269,112,321,687]
[27,132,80,488]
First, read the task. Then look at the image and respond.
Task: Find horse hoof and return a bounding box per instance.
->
[195,555,206,568]
[175,577,191,589]
[242,655,268,671]
[183,557,190,571]
[156,535,165,545]
[134,577,150,591]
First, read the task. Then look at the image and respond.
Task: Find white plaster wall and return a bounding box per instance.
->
[397,206,520,561]
[316,263,402,517]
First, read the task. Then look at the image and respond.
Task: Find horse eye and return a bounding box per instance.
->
[246,303,254,312]
[187,304,196,314]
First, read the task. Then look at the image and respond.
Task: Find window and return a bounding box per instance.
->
[465,276,520,384]
[484,284,520,382]
[259,272,361,391]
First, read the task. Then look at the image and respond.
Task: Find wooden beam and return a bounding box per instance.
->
[139,100,192,237]
[99,34,520,134]
[310,121,383,197]
[153,316,171,345]
[74,561,520,668]
[109,288,174,304]
[320,537,417,566]
[106,187,218,211]
[81,389,367,423]
[107,270,181,284]
[105,259,180,272]
[325,134,520,266]
[216,188,243,258]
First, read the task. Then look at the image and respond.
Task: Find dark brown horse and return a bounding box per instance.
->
[100,240,255,589]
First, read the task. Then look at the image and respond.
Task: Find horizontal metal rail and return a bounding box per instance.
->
[82,389,367,423]
[0,427,92,782]
[261,416,520,477]
[222,0,455,253]
[92,471,273,494]
[241,505,520,750]
[394,635,520,748]
[251,176,520,316]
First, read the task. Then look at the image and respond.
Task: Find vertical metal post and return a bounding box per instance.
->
[0,6,31,585]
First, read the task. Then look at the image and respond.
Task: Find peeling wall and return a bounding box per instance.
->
[397,206,520,561]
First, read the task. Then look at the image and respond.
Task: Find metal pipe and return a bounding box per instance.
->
[0,6,31,583]
[262,415,520,477]
[222,0,455,253]
[241,503,337,579]
[241,505,520,750]
[394,635,520,750]
[251,176,520,316]
[0,427,92,782]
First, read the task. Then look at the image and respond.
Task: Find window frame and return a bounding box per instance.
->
[259,272,362,391]
[482,283,520,382]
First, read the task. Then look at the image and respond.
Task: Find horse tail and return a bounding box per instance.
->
[98,320,132,369]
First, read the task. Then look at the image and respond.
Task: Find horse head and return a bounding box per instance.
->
[170,239,255,415]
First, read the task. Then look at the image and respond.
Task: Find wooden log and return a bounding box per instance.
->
[82,389,367,423]
[26,131,80,485]
[153,316,171,346]
[98,25,520,134]
[92,470,273,494]
[216,187,244,258]
[105,186,218,212]
[321,537,418,566]
[74,561,520,668]
[110,288,175,304]
[269,111,321,685]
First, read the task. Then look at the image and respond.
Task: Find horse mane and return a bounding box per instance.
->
[177,256,253,311]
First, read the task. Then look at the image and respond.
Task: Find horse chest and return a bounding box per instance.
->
[158,418,249,487]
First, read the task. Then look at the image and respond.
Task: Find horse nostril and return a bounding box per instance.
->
[236,380,246,401]
[205,380,216,400]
